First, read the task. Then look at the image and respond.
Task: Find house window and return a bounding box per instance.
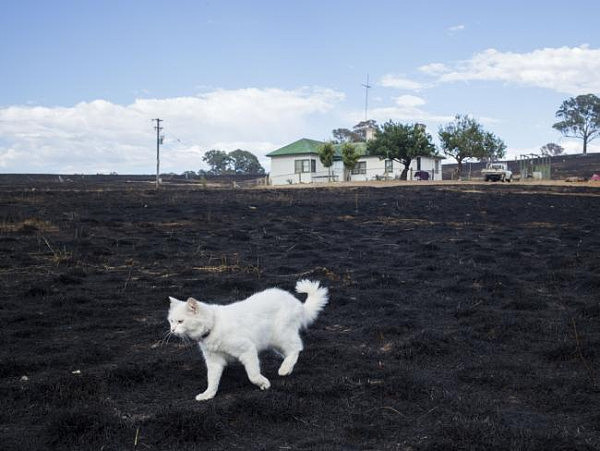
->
[351,161,367,174]
[294,159,316,173]
[385,160,393,173]
[416,157,422,171]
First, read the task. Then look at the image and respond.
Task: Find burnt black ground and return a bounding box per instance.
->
[1,181,599,450]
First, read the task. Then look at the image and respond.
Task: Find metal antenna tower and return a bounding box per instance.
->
[361,74,371,121]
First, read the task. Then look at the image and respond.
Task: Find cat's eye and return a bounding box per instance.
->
[177,320,183,324]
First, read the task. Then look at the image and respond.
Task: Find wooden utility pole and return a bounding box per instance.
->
[153,118,163,189]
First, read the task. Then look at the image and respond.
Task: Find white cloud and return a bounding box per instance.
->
[380,74,424,91]
[447,24,465,33]
[393,95,426,108]
[504,140,600,160]
[0,87,344,173]
[420,45,600,94]
[359,95,453,126]
[419,63,450,76]
[555,138,600,155]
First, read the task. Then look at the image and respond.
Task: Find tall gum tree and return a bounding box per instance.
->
[553,94,600,155]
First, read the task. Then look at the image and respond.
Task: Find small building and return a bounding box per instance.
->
[267,138,443,185]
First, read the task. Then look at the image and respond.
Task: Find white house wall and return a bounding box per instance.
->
[347,157,441,181]
[348,157,394,181]
[269,156,295,185]
[413,156,441,179]
[269,154,335,185]
[269,154,442,185]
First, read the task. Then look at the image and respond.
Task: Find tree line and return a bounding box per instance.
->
[319,116,507,180]
[321,93,600,179]
[191,94,599,179]
[200,149,265,176]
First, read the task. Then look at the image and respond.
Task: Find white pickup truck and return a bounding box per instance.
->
[481,162,512,182]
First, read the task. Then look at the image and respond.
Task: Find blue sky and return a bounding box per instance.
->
[1,0,599,173]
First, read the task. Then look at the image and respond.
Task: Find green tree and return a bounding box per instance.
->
[482,131,507,162]
[367,121,435,180]
[540,142,564,156]
[182,170,197,179]
[353,119,378,141]
[341,142,361,181]
[438,115,506,178]
[332,120,378,143]
[553,94,600,155]
[229,149,265,175]
[332,128,362,143]
[318,142,336,181]
[202,150,232,175]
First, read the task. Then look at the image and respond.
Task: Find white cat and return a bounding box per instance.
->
[167,279,328,401]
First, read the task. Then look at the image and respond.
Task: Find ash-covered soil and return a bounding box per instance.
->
[1,182,599,450]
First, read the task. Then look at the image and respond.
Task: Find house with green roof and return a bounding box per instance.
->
[266,138,442,185]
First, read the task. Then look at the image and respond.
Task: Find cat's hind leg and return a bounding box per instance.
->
[239,348,271,390]
[278,334,303,376]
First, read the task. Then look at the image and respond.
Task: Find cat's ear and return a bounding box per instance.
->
[186,297,201,315]
[169,296,181,307]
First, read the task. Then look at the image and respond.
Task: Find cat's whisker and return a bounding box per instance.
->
[160,329,196,349]
[159,330,175,346]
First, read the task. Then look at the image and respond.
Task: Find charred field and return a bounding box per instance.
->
[1,180,599,450]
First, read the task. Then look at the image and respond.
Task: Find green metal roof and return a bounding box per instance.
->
[267,138,368,158]
[266,138,324,157]
[267,138,443,161]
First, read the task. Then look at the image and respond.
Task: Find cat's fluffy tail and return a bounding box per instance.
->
[296,279,329,327]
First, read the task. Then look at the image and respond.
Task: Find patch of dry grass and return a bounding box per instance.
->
[0,218,59,234]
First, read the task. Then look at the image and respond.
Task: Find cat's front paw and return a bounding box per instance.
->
[278,362,294,376]
[256,376,271,391]
[195,391,216,401]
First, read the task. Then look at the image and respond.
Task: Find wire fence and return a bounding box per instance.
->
[232,177,270,189]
